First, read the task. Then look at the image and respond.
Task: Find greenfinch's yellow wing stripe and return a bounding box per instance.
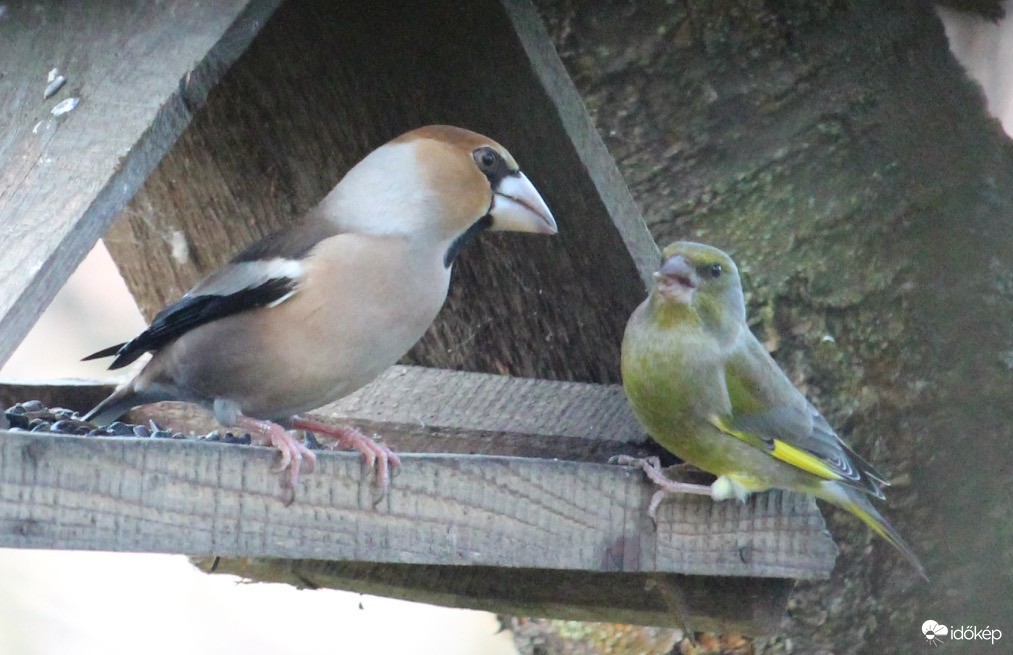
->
[710,416,843,481]
[769,438,843,480]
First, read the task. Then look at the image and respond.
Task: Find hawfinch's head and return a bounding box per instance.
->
[329,125,556,264]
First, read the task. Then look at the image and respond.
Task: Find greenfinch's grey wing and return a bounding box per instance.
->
[717,334,887,498]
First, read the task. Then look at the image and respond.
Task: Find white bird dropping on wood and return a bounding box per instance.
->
[51,97,79,116]
[170,230,190,264]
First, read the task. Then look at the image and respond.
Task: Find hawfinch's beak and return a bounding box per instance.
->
[489,172,557,235]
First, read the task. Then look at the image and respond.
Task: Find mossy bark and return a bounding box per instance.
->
[533,0,1013,652]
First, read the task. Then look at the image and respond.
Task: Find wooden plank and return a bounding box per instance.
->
[0,430,836,579]
[192,558,792,636]
[1,368,655,461]
[1,369,642,440]
[0,0,281,369]
[319,366,643,441]
[101,0,649,385]
[312,365,650,459]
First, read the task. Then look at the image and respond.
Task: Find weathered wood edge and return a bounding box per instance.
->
[0,430,837,579]
[0,372,657,462]
[192,558,793,636]
[0,366,648,447]
[0,0,282,369]
[502,0,661,288]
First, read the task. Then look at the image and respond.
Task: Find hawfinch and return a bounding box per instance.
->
[619,241,924,577]
[83,125,557,498]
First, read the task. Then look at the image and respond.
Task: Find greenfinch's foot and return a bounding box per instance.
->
[610,454,712,522]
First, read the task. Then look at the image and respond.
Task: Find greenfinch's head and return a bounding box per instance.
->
[651,241,746,341]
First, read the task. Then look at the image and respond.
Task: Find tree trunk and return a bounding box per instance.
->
[533,0,1013,652]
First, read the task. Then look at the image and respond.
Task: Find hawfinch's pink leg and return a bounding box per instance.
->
[292,416,400,499]
[233,414,316,494]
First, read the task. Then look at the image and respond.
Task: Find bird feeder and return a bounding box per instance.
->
[0,0,836,636]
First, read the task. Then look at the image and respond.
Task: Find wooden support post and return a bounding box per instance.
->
[193,559,794,636]
[0,0,281,368]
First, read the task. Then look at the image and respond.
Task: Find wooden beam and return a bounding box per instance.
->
[317,365,638,439]
[101,0,651,385]
[0,0,281,369]
[191,558,793,636]
[0,430,836,579]
[0,381,834,634]
[1,369,657,461]
[2,369,642,441]
[501,0,660,287]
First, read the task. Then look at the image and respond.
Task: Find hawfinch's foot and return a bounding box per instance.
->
[292,416,401,502]
[609,454,712,523]
[233,415,316,501]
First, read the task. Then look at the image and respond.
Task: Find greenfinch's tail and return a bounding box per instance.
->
[816,482,927,580]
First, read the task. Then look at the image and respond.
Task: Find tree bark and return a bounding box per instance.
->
[534,0,1012,652]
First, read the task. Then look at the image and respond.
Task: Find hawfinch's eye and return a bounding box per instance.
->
[474,147,501,174]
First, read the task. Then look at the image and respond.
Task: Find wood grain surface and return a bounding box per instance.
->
[0,429,836,579]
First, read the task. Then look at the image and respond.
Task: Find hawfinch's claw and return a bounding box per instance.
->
[233,415,317,501]
[291,416,399,501]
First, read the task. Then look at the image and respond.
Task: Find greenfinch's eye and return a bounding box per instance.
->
[699,263,722,279]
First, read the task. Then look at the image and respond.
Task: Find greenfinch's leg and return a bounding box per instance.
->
[610,454,712,522]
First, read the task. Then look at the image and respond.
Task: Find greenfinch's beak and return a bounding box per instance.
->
[654,255,697,303]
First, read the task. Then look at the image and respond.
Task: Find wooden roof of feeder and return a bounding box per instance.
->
[0,0,836,636]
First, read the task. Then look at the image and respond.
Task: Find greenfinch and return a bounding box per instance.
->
[620,241,924,577]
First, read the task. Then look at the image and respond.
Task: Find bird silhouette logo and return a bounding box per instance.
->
[922,620,948,646]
